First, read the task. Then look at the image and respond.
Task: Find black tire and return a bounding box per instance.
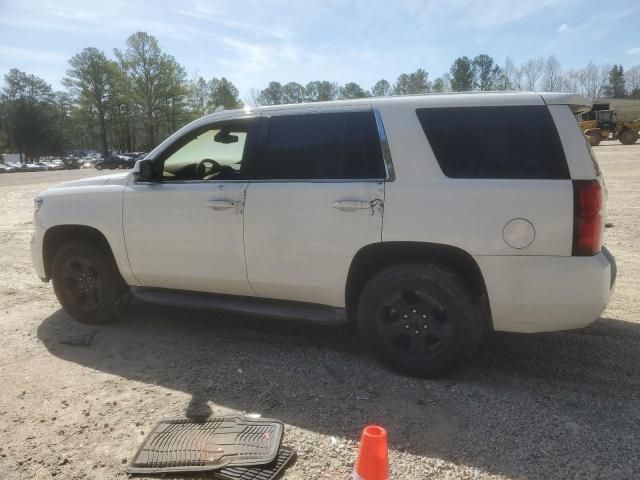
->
[619,129,638,145]
[51,241,125,324]
[357,264,484,377]
[96,164,103,170]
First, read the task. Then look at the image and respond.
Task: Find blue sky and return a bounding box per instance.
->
[1,0,639,100]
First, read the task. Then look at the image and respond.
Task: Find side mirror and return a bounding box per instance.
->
[133,159,157,183]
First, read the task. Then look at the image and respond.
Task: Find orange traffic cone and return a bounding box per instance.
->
[354,425,389,480]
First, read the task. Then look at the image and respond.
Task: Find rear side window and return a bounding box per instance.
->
[416,106,569,179]
[250,111,385,180]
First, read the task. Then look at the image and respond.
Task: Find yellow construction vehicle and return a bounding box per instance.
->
[578,109,640,146]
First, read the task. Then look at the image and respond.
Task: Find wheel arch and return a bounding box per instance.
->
[42,224,120,280]
[345,241,493,329]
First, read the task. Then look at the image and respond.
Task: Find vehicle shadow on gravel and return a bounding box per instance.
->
[37,307,640,479]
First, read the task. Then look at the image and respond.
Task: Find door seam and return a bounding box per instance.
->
[242,182,259,297]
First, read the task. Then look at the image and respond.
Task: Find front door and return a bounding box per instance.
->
[243,108,388,307]
[123,118,256,295]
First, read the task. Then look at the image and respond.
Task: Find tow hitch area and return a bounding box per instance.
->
[126,415,294,478]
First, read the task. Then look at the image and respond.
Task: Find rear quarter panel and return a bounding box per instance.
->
[378,100,574,256]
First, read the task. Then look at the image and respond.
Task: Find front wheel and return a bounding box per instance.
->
[588,134,601,146]
[357,264,484,377]
[51,241,125,324]
[619,129,638,145]
[96,165,103,170]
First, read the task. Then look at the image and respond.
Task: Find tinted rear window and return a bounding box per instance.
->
[416,106,569,179]
[250,111,385,180]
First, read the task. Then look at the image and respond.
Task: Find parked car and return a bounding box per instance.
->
[0,163,16,173]
[62,157,82,170]
[123,152,147,161]
[43,160,66,171]
[32,162,50,171]
[95,154,132,170]
[8,162,28,172]
[30,92,616,377]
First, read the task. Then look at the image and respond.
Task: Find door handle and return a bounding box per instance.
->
[206,199,236,210]
[331,200,370,211]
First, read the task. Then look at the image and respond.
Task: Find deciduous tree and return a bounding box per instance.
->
[257,81,284,105]
[1,69,57,161]
[282,82,306,103]
[209,77,242,110]
[63,47,118,155]
[542,55,562,92]
[114,32,180,149]
[578,62,610,99]
[371,79,392,97]
[394,69,430,95]
[304,81,338,102]
[340,82,369,99]
[522,58,544,90]
[627,65,640,99]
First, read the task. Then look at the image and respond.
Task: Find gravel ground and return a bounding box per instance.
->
[0,145,639,480]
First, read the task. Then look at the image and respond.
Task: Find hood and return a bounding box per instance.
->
[47,172,131,190]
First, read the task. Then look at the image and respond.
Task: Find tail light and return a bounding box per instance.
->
[572,180,602,256]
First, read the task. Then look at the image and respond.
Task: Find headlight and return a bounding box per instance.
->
[34,197,43,212]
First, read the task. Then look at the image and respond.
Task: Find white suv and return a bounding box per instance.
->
[31,92,616,377]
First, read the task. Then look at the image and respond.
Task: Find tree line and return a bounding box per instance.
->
[252,55,640,105]
[1,33,639,161]
[0,32,244,161]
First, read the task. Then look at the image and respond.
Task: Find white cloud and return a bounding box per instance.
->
[558,23,570,32]
[437,0,569,28]
[627,47,640,55]
[217,37,326,76]
[0,45,69,63]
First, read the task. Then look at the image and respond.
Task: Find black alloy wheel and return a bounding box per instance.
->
[59,256,104,312]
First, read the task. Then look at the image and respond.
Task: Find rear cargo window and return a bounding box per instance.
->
[416,106,570,179]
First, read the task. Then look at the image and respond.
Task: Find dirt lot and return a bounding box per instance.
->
[0,145,639,480]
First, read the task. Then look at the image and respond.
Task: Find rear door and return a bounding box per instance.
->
[242,107,389,307]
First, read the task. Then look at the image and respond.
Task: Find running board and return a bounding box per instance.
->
[130,287,347,325]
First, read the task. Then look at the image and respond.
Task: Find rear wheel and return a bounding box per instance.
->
[96,164,103,170]
[51,241,125,324]
[620,129,638,145]
[357,264,483,377]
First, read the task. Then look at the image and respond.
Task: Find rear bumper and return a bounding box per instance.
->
[476,247,616,333]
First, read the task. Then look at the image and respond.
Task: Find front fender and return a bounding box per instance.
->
[36,185,138,286]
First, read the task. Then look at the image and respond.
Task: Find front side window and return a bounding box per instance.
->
[416,106,570,179]
[249,111,385,180]
[161,121,251,181]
